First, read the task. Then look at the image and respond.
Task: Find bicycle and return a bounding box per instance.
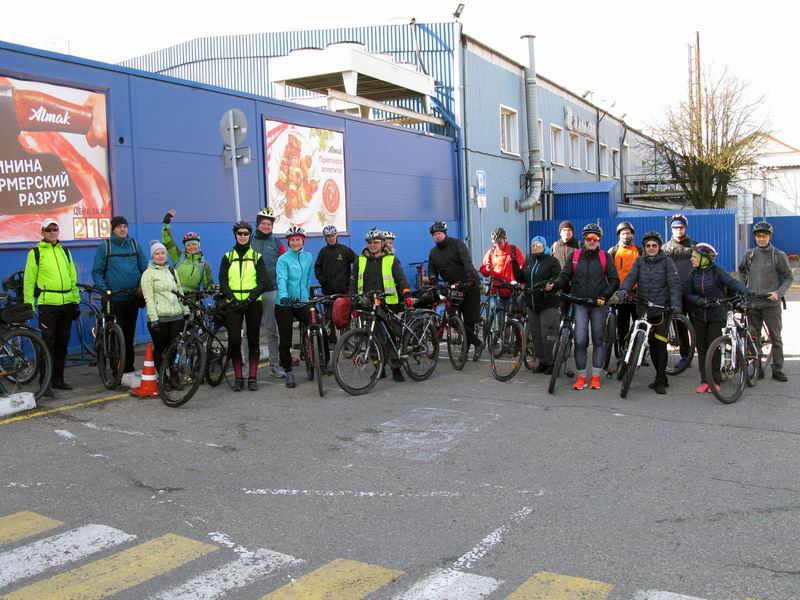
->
[665,311,696,376]
[332,292,440,395]
[76,284,130,389]
[473,277,506,362]
[0,294,52,401]
[295,287,342,397]
[488,281,529,382]
[547,292,597,394]
[415,283,469,370]
[602,303,622,378]
[704,294,769,404]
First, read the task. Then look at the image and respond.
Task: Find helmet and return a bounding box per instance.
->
[429,221,447,235]
[582,222,603,238]
[692,242,718,259]
[322,225,337,236]
[286,226,306,239]
[232,220,252,234]
[670,213,688,227]
[490,227,507,243]
[182,231,201,244]
[753,221,773,235]
[616,221,635,236]
[641,230,663,247]
[383,230,396,240]
[365,228,385,242]
[257,207,276,222]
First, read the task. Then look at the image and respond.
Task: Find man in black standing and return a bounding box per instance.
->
[662,213,696,371]
[314,225,356,346]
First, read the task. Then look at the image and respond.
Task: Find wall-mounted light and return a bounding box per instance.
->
[453,3,465,19]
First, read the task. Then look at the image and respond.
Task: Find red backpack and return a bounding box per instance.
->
[571,248,608,273]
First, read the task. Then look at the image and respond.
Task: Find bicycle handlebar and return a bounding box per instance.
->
[78,284,138,297]
[553,291,598,306]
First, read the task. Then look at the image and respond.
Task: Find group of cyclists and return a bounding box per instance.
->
[19,207,793,399]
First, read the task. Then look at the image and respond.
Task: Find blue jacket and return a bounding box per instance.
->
[91,236,148,299]
[276,249,313,304]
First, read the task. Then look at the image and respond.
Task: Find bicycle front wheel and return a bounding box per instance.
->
[620,332,645,399]
[446,314,468,371]
[402,315,440,381]
[332,328,383,395]
[744,326,761,387]
[159,337,206,408]
[706,335,745,404]
[602,310,618,372]
[312,329,325,397]
[300,324,314,381]
[548,327,571,394]
[98,323,125,389]
[0,328,53,401]
[204,329,229,386]
[490,319,524,382]
[666,313,695,375]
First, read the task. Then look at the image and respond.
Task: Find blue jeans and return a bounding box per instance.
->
[573,304,608,371]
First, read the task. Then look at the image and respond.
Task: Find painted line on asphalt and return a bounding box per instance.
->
[452,506,534,571]
[82,423,226,449]
[507,571,613,600]
[0,512,63,545]
[633,591,707,600]
[244,488,465,499]
[0,393,129,427]
[393,568,500,600]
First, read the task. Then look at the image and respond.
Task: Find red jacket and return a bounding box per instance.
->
[480,243,525,296]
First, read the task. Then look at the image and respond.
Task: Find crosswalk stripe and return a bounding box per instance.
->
[505,570,614,600]
[393,567,500,599]
[260,558,403,600]
[2,533,217,600]
[148,548,302,599]
[632,592,707,600]
[0,524,136,589]
[0,512,63,545]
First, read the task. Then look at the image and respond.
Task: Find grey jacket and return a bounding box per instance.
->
[662,235,696,284]
[737,244,793,301]
[621,252,682,315]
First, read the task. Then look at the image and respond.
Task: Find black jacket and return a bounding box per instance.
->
[684,263,749,323]
[550,238,581,268]
[522,253,561,311]
[554,247,619,300]
[621,252,681,315]
[662,236,696,284]
[427,236,480,288]
[349,250,411,301]
[314,243,356,295]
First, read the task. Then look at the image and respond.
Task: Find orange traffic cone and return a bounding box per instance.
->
[131,343,160,397]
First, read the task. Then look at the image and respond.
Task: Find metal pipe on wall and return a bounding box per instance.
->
[517,35,543,212]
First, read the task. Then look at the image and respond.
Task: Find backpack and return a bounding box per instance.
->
[31,245,73,299]
[103,238,140,277]
[571,248,608,273]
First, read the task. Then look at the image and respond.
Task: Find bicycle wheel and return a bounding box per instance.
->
[473,301,493,361]
[97,323,125,389]
[706,335,745,404]
[548,327,571,394]
[402,315,440,381]
[602,310,618,373]
[523,321,536,371]
[300,324,314,381]
[76,307,98,357]
[204,329,229,386]
[490,319,525,382]
[159,337,206,408]
[446,314,468,371]
[666,313,695,375]
[0,328,52,401]
[332,327,383,395]
[620,332,645,399]
[312,329,325,397]
[744,326,761,387]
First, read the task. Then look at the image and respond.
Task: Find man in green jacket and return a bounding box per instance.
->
[161,210,214,298]
[23,218,80,395]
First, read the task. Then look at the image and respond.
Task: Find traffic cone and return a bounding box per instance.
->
[131,343,160,397]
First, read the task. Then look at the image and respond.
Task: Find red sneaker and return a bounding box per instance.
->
[573,375,588,390]
[695,383,710,393]
[590,375,601,389]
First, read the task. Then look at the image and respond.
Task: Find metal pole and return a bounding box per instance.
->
[229,110,242,222]
[761,170,767,217]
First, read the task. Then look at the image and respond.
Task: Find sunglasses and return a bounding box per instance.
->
[644,243,660,248]
[584,235,600,242]
[43,227,59,232]
[236,231,250,236]
[754,233,770,238]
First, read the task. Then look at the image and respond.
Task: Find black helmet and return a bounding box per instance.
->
[490,227,507,242]
[641,230,663,247]
[616,221,635,236]
[429,221,447,235]
[232,220,252,234]
[670,213,688,227]
[753,221,773,235]
[582,222,603,238]
[692,242,717,260]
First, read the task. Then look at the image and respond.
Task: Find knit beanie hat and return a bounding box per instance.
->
[110,215,128,230]
[558,220,574,233]
[150,240,167,258]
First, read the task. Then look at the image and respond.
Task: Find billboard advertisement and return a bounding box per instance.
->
[264,120,346,236]
[0,75,112,244]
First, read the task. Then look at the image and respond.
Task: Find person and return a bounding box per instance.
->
[683,243,749,394]
[737,221,793,382]
[219,220,267,392]
[383,231,396,254]
[250,207,287,378]
[140,241,188,374]
[91,215,148,373]
[550,220,581,268]
[276,226,315,389]
[161,210,214,299]
[611,231,681,394]
[23,218,80,395]
[349,228,413,382]
[522,236,561,374]
[314,225,356,346]
[427,221,483,356]
[609,221,643,347]
[547,223,619,390]
[480,227,525,297]
[662,213,696,371]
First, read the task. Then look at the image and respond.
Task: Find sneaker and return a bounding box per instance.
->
[674,356,691,372]
[51,381,73,390]
[589,375,601,389]
[649,379,667,394]
[772,370,788,382]
[270,366,286,379]
[573,375,588,390]
[695,383,709,393]
[285,372,296,388]
[392,368,405,382]
[533,363,548,374]
[472,339,486,362]
[248,378,258,391]
[232,378,244,392]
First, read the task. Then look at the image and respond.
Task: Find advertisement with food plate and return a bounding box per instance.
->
[0,75,112,244]
[264,119,346,236]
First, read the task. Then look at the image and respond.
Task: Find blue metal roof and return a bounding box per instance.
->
[553,181,619,195]
[617,208,737,217]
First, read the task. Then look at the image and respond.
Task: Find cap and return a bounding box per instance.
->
[41,218,58,229]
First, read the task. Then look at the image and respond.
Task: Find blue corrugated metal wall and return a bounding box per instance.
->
[747,216,800,257]
[552,182,619,220]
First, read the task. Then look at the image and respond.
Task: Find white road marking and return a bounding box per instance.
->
[0,524,135,588]
[54,429,76,440]
[452,506,534,570]
[633,592,708,600]
[82,422,225,448]
[393,568,500,600]
[243,488,463,498]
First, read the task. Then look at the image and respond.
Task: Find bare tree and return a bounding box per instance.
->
[651,69,769,208]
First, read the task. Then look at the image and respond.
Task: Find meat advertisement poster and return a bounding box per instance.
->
[0,75,112,244]
[264,120,347,236]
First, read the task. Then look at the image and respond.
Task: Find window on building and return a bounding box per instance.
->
[550,125,564,165]
[599,143,609,176]
[586,138,596,173]
[612,148,620,178]
[500,106,519,154]
[568,133,581,169]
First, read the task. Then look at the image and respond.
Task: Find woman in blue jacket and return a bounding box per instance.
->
[275,226,315,389]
